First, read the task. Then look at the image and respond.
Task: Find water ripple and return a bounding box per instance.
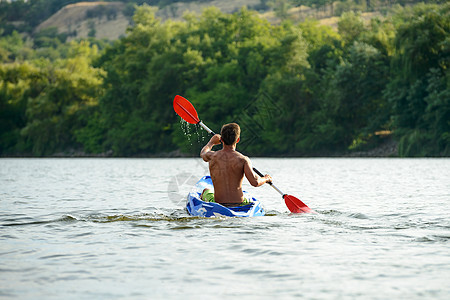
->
[1,158,449,299]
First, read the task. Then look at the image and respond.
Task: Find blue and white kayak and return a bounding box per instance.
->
[186,176,265,217]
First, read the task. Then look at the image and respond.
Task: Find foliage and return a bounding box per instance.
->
[385,3,450,155]
[270,0,292,20]
[91,6,311,155]
[0,2,449,157]
[0,40,105,155]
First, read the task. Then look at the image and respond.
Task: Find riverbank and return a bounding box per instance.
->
[344,138,398,157]
[1,139,400,158]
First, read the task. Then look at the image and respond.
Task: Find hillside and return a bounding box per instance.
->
[35,2,129,40]
[35,0,262,40]
[261,5,382,28]
[35,0,382,40]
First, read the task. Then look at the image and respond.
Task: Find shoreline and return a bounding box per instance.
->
[2,138,447,158]
[1,138,403,158]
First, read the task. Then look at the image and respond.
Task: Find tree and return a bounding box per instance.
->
[327,42,390,149]
[385,3,450,156]
[338,11,365,45]
[20,41,105,155]
[0,62,34,154]
[270,0,291,20]
[95,6,312,156]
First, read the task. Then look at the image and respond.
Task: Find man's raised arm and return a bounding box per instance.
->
[200,134,221,162]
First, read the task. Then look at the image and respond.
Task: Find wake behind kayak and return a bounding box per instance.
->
[186,176,265,217]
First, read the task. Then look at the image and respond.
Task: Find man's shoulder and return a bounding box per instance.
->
[235,151,250,162]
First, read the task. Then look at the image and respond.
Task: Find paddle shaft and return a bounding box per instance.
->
[252,167,286,198]
[199,121,214,135]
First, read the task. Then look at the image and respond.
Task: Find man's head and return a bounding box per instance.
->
[220,123,240,146]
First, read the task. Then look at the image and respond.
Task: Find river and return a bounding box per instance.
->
[1,158,449,299]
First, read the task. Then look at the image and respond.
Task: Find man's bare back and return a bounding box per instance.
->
[207,149,247,204]
[200,125,271,205]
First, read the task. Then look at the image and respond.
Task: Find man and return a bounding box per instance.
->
[200,123,272,206]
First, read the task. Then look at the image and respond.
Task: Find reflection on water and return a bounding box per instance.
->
[1,158,449,299]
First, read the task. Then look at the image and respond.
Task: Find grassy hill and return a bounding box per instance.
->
[4,0,423,40]
[35,2,129,40]
[261,4,382,28]
[34,0,384,40]
[35,0,262,40]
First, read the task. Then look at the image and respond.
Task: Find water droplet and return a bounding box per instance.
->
[180,119,193,145]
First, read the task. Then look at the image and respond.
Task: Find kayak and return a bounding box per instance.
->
[186,176,265,217]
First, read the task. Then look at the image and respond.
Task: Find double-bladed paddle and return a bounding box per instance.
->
[173,95,314,214]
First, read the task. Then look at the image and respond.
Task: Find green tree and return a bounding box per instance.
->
[270,0,291,20]
[0,31,34,62]
[20,41,105,155]
[338,11,366,45]
[95,5,178,155]
[385,3,450,156]
[95,6,312,156]
[0,62,35,154]
[326,42,390,150]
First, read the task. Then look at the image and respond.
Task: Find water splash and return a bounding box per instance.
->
[179,119,207,146]
[197,126,207,144]
[180,119,193,146]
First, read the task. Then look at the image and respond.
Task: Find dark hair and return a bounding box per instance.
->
[220,123,240,145]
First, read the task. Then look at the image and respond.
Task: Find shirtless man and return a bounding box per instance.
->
[200,123,272,206]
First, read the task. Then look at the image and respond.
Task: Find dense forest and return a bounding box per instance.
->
[0,1,449,156]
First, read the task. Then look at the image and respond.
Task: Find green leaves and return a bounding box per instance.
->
[1,2,449,157]
[338,11,365,45]
[386,3,450,156]
[0,39,104,155]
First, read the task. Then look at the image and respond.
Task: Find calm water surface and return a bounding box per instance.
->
[1,158,449,299]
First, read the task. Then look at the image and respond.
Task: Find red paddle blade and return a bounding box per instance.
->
[284,195,315,214]
[173,95,200,124]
